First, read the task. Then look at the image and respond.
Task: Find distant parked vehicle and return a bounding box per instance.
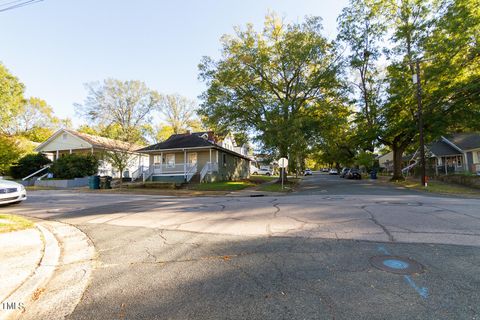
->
[346,169,362,180]
[340,168,350,178]
[322,168,329,172]
[0,178,27,205]
[304,168,313,176]
[329,168,338,175]
[251,167,272,176]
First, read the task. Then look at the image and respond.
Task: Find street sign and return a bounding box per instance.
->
[278,157,288,168]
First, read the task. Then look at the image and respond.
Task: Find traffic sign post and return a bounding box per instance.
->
[278,158,288,190]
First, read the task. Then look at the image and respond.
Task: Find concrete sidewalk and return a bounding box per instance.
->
[0,228,45,313]
[0,219,95,320]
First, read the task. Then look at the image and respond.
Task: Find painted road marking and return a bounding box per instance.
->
[382,259,410,270]
[376,245,428,299]
[404,275,429,299]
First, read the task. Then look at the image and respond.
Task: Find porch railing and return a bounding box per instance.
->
[22,164,51,181]
[153,163,197,174]
[185,164,197,182]
[200,162,219,183]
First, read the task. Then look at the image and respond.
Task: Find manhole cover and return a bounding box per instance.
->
[370,255,424,275]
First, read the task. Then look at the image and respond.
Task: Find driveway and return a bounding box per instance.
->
[3,175,480,319]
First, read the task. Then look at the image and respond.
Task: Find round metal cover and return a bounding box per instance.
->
[370,255,425,275]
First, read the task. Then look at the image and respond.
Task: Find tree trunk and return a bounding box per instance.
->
[391,145,405,181]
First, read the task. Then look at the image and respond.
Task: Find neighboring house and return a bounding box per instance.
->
[35,129,148,178]
[377,152,394,172]
[428,133,480,174]
[136,131,252,183]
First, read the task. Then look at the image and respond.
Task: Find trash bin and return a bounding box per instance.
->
[370,170,377,180]
[99,176,112,189]
[88,175,100,189]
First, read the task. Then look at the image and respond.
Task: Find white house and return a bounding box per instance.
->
[35,129,148,178]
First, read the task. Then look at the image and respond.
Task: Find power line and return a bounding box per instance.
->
[0,0,30,8]
[0,0,43,13]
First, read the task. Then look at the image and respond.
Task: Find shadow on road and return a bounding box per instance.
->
[68,224,480,320]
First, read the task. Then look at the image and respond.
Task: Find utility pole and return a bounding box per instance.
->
[413,60,427,187]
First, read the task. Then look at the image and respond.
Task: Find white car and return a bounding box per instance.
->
[0,179,27,205]
[304,169,313,176]
[329,169,338,175]
[251,167,273,176]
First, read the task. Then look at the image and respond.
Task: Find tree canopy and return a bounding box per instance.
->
[199,14,346,173]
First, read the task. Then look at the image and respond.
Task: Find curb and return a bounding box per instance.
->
[2,220,96,320]
[1,224,61,320]
[20,221,96,320]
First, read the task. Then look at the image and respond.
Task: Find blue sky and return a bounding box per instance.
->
[0,0,348,125]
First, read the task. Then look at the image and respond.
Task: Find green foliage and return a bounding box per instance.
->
[199,13,345,171]
[50,154,99,179]
[9,153,51,179]
[355,151,376,171]
[0,64,25,134]
[0,136,22,175]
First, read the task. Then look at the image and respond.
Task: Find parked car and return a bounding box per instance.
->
[322,168,329,172]
[251,167,273,176]
[329,168,338,175]
[304,168,313,176]
[340,168,350,178]
[0,178,27,205]
[346,169,362,180]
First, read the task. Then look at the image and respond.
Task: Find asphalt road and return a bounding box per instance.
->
[3,173,480,319]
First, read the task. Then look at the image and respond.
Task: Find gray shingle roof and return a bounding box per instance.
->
[138,134,214,151]
[444,133,480,150]
[429,140,462,157]
[137,133,252,161]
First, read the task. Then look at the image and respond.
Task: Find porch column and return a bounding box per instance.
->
[184,149,187,179]
[69,149,72,154]
[56,150,59,159]
[209,148,212,164]
[160,152,163,174]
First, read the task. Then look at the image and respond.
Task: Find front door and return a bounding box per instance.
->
[188,152,197,165]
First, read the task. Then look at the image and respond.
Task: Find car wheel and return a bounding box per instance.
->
[266,173,271,176]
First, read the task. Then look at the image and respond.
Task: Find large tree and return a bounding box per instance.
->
[199,14,344,177]
[337,0,387,152]
[75,79,161,143]
[421,0,480,134]
[159,94,198,134]
[0,63,25,135]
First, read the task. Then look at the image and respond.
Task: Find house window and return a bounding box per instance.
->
[62,133,68,140]
[222,153,227,167]
[477,151,480,163]
[188,152,197,164]
[154,155,161,165]
[457,156,462,167]
[165,154,175,168]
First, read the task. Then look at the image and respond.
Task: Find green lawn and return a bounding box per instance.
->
[392,179,480,196]
[0,214,34,233]
[248,175,278,184]
[190,181,255,191]
[258,178,300,192]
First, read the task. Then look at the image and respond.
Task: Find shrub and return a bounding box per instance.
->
[10,153,51,179]
[50,154,99,179]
